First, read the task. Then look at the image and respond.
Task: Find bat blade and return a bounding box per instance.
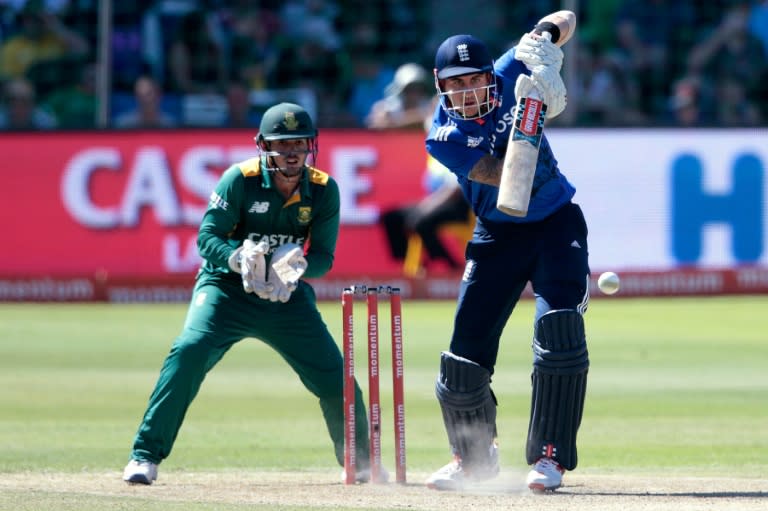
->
[497,92,547,217]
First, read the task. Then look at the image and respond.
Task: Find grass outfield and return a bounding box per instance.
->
[0,296,766,510]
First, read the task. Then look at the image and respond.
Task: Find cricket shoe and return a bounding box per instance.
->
[123,459,158,485]
[425,443,499,491]
[425,456,464,491]
[526,457,564,492]
[340,465,390,483]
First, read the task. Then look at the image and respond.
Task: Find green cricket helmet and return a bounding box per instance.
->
[255,103,318,178]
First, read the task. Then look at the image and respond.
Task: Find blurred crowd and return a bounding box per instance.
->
[0,0,766,130]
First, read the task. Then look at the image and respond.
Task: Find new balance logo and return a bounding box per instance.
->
[249,201,269,213]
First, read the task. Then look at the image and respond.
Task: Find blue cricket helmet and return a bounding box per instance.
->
[434,34,497,120]
[434,34,494,79]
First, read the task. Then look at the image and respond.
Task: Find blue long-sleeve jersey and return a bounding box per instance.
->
[426,47,575,224]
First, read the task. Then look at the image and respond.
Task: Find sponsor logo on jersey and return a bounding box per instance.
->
[495,104,518,135]
[248,201,270,213]
[249,234,307,253]
[209,191,228,210]
[297,207,312,225]
[466,136,483,148]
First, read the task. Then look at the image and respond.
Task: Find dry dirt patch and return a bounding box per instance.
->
[2,470,766,510]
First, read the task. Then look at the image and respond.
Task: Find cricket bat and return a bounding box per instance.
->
[497,10,577,217]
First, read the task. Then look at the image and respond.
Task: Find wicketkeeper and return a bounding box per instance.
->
[123,103,382,485]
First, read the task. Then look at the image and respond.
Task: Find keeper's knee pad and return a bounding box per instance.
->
[526,309,589,470]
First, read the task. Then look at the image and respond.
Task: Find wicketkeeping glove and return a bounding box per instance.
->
[228,239,272,299]
[266,243,308,303]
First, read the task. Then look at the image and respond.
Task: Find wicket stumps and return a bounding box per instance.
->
[342,285,406,484]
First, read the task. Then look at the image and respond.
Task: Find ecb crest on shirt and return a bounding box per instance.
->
[297,207,312,225]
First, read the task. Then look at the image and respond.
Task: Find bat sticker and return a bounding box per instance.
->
[512,97,547,147]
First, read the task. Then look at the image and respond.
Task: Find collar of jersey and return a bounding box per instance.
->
[281,170,312,207]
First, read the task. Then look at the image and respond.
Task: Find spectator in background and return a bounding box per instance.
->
[366,63,435,130]
[109,2,157,92]
[218,0,281,38]
[279,0,339,43]
[227,8,281,92]
[612,0,696,119]
[575,0,636,127]
[42,60,97,128]
[114,75,177,129]
[0,0,70,17]
[575,43,647,126]
[664,75,716,127]
[715,74,763,126]
[166,9,227,94]
[222,80,261,128]
[272,1,349,126]
[339,16,394,127]
[687,1,767,126]
[0,0,89,81]
[749,0,768,56]
[0,76,57,129]
[579,0,624,53]
[271,23,352,126]
[337,0,427,64]
[345,47,395,127]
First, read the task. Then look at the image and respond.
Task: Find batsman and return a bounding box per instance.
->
[424,21,591,492]
[123,103,382,485]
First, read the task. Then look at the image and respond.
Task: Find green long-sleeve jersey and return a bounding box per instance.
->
[196,157,340,282]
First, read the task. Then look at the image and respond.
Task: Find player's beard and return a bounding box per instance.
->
[276,164,304,178]
[268,155,306,178]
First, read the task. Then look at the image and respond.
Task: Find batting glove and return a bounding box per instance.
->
[514,32,563,71]
[514,65,567,119]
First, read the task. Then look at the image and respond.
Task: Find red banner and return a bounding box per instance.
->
[5,129,765,302]
[1,129,462,279]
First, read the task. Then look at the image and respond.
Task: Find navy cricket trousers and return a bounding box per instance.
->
[449,202,590,372]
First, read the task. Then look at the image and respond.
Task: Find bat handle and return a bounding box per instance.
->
[532,21,559,44]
